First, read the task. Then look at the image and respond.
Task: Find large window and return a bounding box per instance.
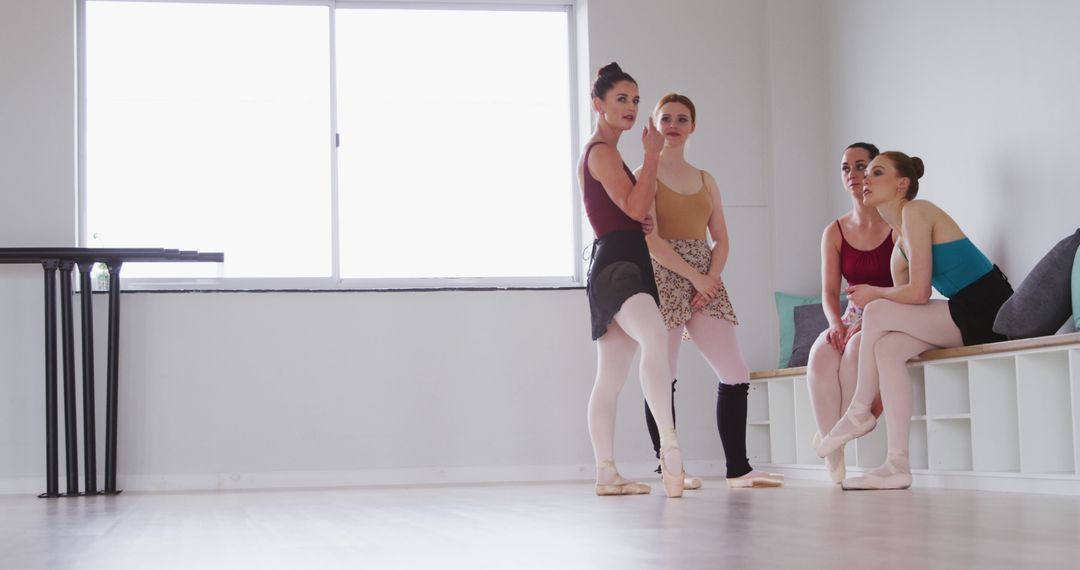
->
[82,1,577,287]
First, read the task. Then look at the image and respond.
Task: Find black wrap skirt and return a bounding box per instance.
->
[586,230,661,340]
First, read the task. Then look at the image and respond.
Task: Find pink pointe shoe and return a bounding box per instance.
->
[659,430,685,498]
[656,465,703,490]
[594,460,651,496]
[841,449,912,491]
[726,470,785,488]
[813,431,846,483]
[815,406,876,458]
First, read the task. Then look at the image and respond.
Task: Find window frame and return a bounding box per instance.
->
[77,0,584,291]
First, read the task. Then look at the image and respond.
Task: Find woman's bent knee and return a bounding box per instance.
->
[807,331,839,374]
[872,332,914,363]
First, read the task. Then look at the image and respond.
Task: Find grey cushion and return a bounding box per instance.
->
[993,228,1080,339]
[788,301,847,368]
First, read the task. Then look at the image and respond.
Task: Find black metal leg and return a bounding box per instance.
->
[59,261,80,496]
[77,261,98,496]
[40,260,60,498]
[104,261,123,495]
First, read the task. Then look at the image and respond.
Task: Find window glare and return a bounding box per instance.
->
[85,2,331,279]
[336,9,574,279]
[84,3,575,284]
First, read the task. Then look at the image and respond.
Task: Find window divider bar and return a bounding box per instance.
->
[328,4,342,283]
[77,0,88,247]
[565,4,582,286]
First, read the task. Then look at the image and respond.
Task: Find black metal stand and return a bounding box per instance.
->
[40,260,60,499]
[59,261,81,497]
[104,261,123,495]
[77,261,99,496]
[1,247,223,498]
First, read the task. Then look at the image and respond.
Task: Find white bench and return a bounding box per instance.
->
[748,332,1080,494]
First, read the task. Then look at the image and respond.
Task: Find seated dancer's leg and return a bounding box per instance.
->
[818,300,962,458]
[843,331,934,490]
[838,332,862,416]
[807,330,847,482]
[807,329,844,437]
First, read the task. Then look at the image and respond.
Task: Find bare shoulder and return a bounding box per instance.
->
[835,209,856,228]
[701,170,725,202]
[822,218,842,247]
[585,142,621,178]
[701,169,719,188]
[901,199,940,225]
[903,199,938,216]
[587,141,618,164]
[907,199,966,241]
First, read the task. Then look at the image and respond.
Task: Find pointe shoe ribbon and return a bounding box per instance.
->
[815,411,876,458]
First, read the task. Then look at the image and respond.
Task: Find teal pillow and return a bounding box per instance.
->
[775,292,821,368]
[1073,245,1080,330]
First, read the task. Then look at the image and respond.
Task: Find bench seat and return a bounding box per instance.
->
[750,332,1080,380]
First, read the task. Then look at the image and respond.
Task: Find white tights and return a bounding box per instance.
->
[589,293,683,484]
[844,299,963,473]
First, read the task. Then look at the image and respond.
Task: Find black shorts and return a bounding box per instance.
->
[586,230,660,340]
[947,265,1013,346]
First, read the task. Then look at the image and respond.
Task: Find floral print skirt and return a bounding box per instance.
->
[651,239,738,338]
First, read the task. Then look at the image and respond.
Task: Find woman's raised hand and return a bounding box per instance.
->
[642,117,664,157]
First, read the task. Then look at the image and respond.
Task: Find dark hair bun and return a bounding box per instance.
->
[591,63,636,100]
[598,62,623,78]
[911,156,925,179]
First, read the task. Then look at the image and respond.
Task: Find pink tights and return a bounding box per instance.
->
[668,314,749,384]
[807,330,862,440]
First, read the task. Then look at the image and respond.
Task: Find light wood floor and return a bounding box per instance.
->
[2,479,1079,569]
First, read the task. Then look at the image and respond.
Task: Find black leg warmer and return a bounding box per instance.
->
[717,382,752,478]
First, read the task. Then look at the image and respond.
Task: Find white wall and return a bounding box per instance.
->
[0,0,82,490]
[1,0,792,493]
[825,0,1080,279]
[765,0,835,298]
[0,0,78,246]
